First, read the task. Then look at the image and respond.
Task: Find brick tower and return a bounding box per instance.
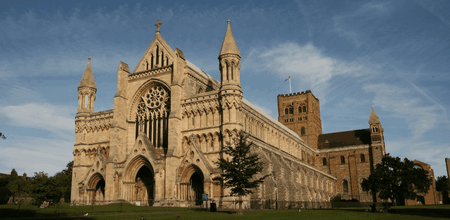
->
[277,90,322,149]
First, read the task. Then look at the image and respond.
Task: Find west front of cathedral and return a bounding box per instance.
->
[71,20,386,207]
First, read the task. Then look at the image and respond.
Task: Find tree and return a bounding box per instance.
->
[436,176,450,204]
[52,161,73,202]
[361,154,431,206]
[28,172,57,205]
[214,131,269,216]
[7,169,22,202]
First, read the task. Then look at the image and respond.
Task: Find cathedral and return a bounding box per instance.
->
[71,20,385,207]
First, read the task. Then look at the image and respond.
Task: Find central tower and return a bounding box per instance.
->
[277,90,322,149]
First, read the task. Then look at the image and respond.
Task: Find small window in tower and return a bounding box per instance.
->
[198,87,203,94]
[301,127,305,136]
[360,154,365,162]
[343,180,349,193]
[304,116,307,120]
[192,117,195,127]
[85,95,88,108]
[299,106,302,113]
[303,106,307,112]
[289,107,293,114]
[285,108,289,115]
[341,156,345,164]
[151,54,154,69]
[166,57,169,66]
[322,158,327,166]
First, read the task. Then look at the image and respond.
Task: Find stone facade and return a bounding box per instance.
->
[278,92,386,202]
[71,20,337,207]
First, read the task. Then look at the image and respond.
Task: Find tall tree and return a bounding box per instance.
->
[53,161,73,202]
[436,176,450,204]
[361,154,431,205]
[7,169,22,202]
[214,131,269,216]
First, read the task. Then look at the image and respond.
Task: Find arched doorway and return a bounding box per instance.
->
[88,173,105,205]
[135,165,154,206]
[124,155,155,206]
[180,165,204,205]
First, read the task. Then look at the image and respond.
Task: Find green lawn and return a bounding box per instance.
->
[1,203,449,220]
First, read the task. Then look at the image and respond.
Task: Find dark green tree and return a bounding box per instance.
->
[7,169,23,202]
[436,175,450,204]
[28,172,58,205]
[52,161,73,202]
[361,154,431,206]
[0,177,11,204]
[214,131,269,216]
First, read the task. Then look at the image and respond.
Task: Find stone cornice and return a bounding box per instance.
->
[318,144,370,153]
[128,65,173,81]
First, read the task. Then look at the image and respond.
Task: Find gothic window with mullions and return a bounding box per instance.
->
[135,85,170,150]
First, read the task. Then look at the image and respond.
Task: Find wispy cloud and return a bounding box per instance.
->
[0,103,75,135]
[254,42,364,103]
[363,83,446,139]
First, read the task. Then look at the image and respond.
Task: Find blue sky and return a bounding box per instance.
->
[0,0,449,179]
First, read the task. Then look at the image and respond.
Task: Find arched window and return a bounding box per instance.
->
[85,95,88,108]
[231,63,234,80]
[285,108,289,115]
[299,106,302,113]
[322,158,327,166]
[303,106,307,112]
[343,180,349,193]
[289,106,293,114]
[192,116,195,127]
[360,154,365,162]
[151,54,154,69]
[226,62,229,80]
[301,127,306,136]
[341,156,345,164]
[161,50,164,66]
[198,88,203,94]
[166,57,169,66]
[156,45,159,65]
[146,61,149,70]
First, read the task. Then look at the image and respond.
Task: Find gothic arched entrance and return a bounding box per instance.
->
[124,155,155,206]
[88,173,105,205]
[180,165,204,205]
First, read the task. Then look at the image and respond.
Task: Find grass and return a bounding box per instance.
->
[1,203,449,220]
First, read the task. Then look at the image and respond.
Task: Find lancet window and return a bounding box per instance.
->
[135,84,170,149]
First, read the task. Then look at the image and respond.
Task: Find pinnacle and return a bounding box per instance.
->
[78,57,97,89]
[369,107,380,124]
[219,20,240,58]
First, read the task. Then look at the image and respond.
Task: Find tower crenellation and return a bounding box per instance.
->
[277,90,322,149]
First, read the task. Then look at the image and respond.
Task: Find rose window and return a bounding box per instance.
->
[142,86,167,109]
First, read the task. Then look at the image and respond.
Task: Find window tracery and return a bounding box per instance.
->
[136,85,170,150]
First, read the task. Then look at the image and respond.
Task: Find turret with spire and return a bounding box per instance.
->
[369,107,386,164]
[77,57,97,115]
[219,20,241,92]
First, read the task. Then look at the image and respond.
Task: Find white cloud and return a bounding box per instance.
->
[256,42,364,103]
[0,135,74,176]
[388,139,450,178]
[0,102,75,133]
[363,83,445,139]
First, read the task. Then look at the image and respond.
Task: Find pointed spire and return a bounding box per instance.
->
[78,57,96,89]
[219,20,240,57]
[369,107,380,124]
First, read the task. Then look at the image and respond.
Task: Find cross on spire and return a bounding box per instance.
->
[155,19,162,33]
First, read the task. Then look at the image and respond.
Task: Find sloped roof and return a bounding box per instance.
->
[242,99,302,140]
[318,129,371,149]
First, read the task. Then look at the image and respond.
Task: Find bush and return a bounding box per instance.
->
[0,187,12,204]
